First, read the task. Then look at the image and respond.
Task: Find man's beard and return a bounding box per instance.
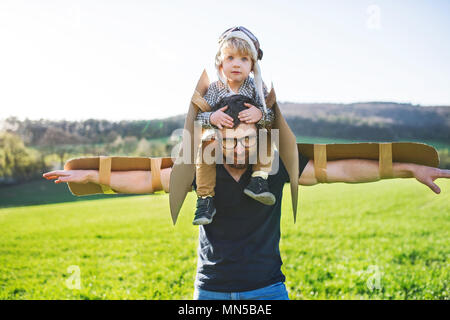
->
[223,152,251,169]
[228,163,249,169]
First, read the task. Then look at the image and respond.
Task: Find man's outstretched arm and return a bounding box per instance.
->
[43,168,172,194]
[298,159,450,194]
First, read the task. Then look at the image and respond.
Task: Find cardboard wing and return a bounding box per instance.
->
[168,69,211,225]
[270,95,300,223]
[64,156,173,195]
[299,142,440,183]
[168,69,300,225]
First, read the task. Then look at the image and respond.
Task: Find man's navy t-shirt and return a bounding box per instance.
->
[192,150,310,292]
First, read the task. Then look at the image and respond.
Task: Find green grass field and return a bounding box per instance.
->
[0,179,137,208]
[0,179,449,300]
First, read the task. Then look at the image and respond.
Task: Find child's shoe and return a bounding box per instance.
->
[192,196,216,225]
[244,176,276,205]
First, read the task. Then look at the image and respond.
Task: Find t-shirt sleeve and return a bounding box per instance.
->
[299,151,310,178]
[278,150,310,183]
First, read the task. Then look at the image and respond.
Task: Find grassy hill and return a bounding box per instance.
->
[0,179,448,299]
[0,179,139,208]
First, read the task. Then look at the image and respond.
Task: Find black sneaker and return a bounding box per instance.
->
[244,176,276,205]
[192,196,216,225]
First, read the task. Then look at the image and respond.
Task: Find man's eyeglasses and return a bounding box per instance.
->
[218,26,263,60]
[221,135,257,150]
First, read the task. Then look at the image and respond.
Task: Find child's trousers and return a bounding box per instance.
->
[195,138,217,197]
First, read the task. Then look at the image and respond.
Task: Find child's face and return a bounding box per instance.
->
[220,47,253,85]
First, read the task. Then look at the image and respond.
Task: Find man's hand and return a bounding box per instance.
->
[43,170,94,184]
[238,103,263,124]
[299,159,450,195]
[411,165,450,194]
[210,106,234,129]
[43,168,171,194]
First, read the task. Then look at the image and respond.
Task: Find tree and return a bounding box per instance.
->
[0,132,44,183]
[38,127,87,169]
[135,138,152,157]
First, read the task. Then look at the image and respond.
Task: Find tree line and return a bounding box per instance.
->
[2,101,448,146]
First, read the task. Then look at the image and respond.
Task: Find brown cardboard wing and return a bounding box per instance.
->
[169,69,211,225]
[271,95,299,223]
[299,141,439,185]
[168,70,299,225]
[64,156,173,196]
[298,142,439,167]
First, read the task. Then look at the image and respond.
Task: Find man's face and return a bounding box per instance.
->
[220,123,257,169]
[220,47,253,86]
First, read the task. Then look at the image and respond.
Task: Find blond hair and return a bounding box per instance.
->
[215,37,255,71]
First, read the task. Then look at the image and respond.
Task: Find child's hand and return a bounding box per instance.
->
[238,103,263,124]
[210,106,234,129]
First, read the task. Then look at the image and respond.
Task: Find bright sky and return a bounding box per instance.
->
[1,0,449,121]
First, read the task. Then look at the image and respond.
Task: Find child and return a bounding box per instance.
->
[192,26,276,225]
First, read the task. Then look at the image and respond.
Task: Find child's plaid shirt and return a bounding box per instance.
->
[195,76,274,129]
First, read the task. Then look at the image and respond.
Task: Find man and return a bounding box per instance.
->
[43,105,449,300]
[190,120,306,300]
